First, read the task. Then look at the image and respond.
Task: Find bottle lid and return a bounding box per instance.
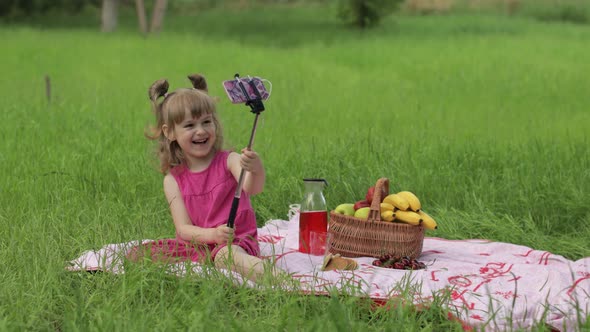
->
[303,178,328,186]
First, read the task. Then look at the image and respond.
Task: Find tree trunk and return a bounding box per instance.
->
[101,0,118,32]
[149,0,168,34]
[135,0,148,35]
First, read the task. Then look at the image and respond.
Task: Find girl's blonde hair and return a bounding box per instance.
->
[146,73,224,174]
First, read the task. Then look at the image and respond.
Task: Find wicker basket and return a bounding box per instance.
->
[327,178,425,259]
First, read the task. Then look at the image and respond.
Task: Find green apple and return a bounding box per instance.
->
[334,203,355,216]
[354,207,371,220]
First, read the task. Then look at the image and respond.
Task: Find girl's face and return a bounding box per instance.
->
[171,110,217,163]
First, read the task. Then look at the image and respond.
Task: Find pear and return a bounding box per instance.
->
[353,207,371,220]
[334,203,355,216]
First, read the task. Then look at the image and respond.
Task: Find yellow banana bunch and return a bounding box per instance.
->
[379,203,395,222]
[383,194,409,211]
[394,210,423,226]
[396,191,421,212]
[380,203,394,213]
[418,211,438,230]
[381,210,396,222]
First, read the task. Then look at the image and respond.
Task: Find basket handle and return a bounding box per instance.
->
[367,178,389,223]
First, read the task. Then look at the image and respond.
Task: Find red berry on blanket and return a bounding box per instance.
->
[393,262,405,269]
[374,254,427,270]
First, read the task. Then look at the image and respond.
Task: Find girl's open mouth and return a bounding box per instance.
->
[192,138,208,145]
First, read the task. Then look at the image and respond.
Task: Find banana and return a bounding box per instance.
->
[418,210,438,230]
[380,203,394,213]
[383,194,410,211]
[394,210,423,226]
[397,191,421,212]
[381,210,395,222]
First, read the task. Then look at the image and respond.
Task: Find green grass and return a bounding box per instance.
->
[1,4,589,331]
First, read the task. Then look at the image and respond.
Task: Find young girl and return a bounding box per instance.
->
[128,73,275,282]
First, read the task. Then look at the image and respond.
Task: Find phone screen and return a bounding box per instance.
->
[222,77,270,104]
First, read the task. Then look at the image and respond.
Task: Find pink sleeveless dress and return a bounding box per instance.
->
[128,150,260,263]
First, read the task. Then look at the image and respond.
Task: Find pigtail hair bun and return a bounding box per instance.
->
[149,79,169,101]
[187,74,208,92]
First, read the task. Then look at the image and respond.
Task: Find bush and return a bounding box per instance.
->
[533,4,589,24]
[337,0,404,28]
[0,0,100,18]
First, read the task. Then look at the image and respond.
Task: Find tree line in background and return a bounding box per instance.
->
[0,0,400,31]
[0,0,98,16]
[102,0,168,34]
[0,0,587,31]
[0,0,169,33]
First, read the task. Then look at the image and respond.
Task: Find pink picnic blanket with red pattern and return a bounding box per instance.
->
[67,215,589,331]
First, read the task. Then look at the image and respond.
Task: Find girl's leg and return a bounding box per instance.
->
[214,245,276,282]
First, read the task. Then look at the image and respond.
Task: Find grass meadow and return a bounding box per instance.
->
[1,3,589,331]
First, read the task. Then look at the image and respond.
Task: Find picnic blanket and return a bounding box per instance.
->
[67,213,589,331]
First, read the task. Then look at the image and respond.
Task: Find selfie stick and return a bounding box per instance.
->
[227,74,266,228]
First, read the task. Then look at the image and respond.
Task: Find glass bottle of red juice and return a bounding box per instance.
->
[299,178,328,254]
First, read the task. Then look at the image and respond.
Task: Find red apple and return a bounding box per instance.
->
[380,186,388,203]
[354,199,370,211]
[365,186,375,204]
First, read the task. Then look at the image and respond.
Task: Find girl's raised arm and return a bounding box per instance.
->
[227,150,265,196]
